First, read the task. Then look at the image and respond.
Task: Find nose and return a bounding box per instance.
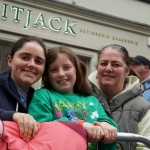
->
[27,59,35,69]
[105,64,113,72]
[58,69,65,77]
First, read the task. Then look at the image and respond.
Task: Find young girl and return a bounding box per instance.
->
[28,46,118,150]
[0,36,46,142]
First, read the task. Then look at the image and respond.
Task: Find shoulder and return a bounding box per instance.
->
[126,96,150,112]
[76,94,97,100]
[83,95,100,103]
[122,96,150,122]
[0,71,10,85]
[143,80,150,89]
[34,88,51,95]
[0,71,18,95]
[33,88,59,98]
[31,88,53,104]
[0,71,10,79]
[129,95,149,105]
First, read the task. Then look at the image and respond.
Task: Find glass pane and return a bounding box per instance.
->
[0,45,2,58]
[2,46,11,57]
[0,45,11,73]
[0,59,9,73]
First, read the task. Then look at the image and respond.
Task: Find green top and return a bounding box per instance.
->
[28,88,118,150]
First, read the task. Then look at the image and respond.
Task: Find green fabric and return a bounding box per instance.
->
[28,88,118,150]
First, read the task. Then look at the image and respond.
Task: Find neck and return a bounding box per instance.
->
[103,90,115,103]
[140,74,150,82]
[101,86,124,105]
[18,86,30,94]
[11,75,30,94]
[141,75,150,83]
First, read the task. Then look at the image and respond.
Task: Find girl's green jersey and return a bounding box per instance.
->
[28,88,118,150]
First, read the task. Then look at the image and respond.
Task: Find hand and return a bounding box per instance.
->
[82,122,104,142]
[13,113,38,142]
[94,121,117,144]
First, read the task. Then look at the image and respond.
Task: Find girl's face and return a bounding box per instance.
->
[97,48,129,93]
[8,41,45,93]
[48,53,76,94]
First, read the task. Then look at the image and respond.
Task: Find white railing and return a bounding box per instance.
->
[116,132,150,149]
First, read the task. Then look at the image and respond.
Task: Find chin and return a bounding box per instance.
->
[22,79,35,85]
[102,82,113,87]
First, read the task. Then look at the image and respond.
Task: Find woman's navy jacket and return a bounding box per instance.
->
[0,71,34,120]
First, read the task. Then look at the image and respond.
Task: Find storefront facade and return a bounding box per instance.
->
[0,0,150,89]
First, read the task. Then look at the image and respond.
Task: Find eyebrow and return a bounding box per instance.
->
[100,60,121,63]
[19,52,45,60]
[49,63,72,68]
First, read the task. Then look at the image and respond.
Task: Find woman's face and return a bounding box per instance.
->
[47,53,76,94]
[7,41,45,92]
[97,48,129,93]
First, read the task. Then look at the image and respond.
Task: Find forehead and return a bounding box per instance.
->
[99,48,124,61]
[15,42,45,58]
[51,53,73,64]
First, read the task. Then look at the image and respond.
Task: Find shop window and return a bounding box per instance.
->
[80,59,86,65]
[0,45,11,74]
[78,56,91,76]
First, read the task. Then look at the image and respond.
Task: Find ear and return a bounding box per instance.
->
[125,67,130,77]
[7,55,13,68]
[144,65,149,72]
[145,65,149,70]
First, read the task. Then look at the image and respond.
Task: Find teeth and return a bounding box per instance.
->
[104,75,111,78]
[58,80,67,83]
[24,70,35,74]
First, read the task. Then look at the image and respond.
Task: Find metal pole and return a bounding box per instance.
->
[116,132,150,148]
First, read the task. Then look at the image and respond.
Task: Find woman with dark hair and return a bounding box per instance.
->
[88,44,150,150]
[0,35,46,142]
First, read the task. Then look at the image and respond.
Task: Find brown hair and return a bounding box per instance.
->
[128,66,140,79]
[42,46,92,96]
[10,36,46,58]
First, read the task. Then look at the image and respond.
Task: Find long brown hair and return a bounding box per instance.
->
[42,46,92,96]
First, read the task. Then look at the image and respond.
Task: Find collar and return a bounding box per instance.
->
[141,76,150,84]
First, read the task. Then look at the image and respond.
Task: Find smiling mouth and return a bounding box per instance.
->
[23,70,36,75]
[57,79,68,83]
[104,75,114,78]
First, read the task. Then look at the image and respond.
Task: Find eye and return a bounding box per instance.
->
[64,65,71,70]
[35,59,44,65]
[112,63,120,67]
[49,68,57,73]
[20,55,29,61]
[99,62,107,66]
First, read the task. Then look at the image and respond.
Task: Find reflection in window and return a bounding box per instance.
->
[0,45,11,74]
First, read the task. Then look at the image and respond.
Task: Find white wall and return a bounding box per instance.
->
[59,0,150,25]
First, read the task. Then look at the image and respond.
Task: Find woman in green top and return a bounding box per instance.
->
[28,46,118,150]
